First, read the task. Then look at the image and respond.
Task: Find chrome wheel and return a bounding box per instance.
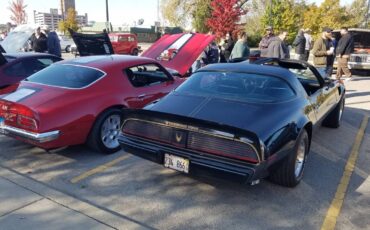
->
[294,139,306,178]
[101,114,121,149]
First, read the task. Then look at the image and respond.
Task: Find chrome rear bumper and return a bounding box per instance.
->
[0,122,60,143]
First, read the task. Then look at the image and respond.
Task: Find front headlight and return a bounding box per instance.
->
[367,56,370,63]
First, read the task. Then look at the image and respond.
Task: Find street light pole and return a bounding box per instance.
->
[365,0,370,28]
[105,0,110,32]
[269,0,273,27]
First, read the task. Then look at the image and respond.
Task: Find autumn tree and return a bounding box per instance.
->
[207,0,247,39]
[161,0,195,28]
[58,8,79,35]
[192,0,212,33]
[303,0,350,38]
[318,0,348,29]
[346,0,368,27]
[8,0,27,25]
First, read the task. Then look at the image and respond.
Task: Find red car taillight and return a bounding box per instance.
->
[0,100,38,132]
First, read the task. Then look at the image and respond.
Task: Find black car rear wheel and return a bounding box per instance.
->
[269,130,309,187]
[87,108,122,154]
[322,97,345,128]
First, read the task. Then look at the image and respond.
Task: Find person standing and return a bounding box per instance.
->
[259,26,275,57]
[266,30,290,59]
[293,29,306,61]
[303,29,313,61]
[223,33,234,62]
[229,31,250,61]
[30,27,48,53]
[336,27,354,80]
[312,27,335,77]
[47,31,62,57]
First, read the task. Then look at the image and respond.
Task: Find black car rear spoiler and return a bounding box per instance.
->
[0,45,7,66]
[68,29,114,56]
[121,108,262,152]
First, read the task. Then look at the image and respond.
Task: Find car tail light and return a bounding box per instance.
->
[187,132,259,163]
[122,120,259,163]
[0,100,38,132]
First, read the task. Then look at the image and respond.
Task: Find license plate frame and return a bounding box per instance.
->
[164,153,189,174]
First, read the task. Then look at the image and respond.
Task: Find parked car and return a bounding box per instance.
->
[333,28,370,72]
[1,24,37,53]
[0,51,62,94]
[118,58,345,187]
[0,33,215,153]
[59,35,75,53]
[108,33,140,55]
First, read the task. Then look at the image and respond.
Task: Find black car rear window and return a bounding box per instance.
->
[175,71,296,103]
[27,64,105,89]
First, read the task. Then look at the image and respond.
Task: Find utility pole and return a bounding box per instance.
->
[105,0,110,32]
[366,0,370,28]
[269,0,273,27]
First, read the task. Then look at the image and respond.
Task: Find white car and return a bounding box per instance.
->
[59,35,75,53]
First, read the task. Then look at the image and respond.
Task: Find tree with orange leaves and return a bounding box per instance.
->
[8,0,28,25]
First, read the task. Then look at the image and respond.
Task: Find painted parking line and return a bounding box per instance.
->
[321,116,369,230]
[70,154,131,184]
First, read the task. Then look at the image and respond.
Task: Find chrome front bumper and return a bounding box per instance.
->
[348,62,370,70]
[0,122,60,143]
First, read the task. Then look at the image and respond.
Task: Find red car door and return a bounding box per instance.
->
[122,63,178,108]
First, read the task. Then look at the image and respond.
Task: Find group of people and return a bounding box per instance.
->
[259,26,354,80]
[311,27,353,80]
[193,31,250,71]
[29,26,62,57]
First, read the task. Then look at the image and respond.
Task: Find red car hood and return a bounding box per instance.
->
[142,33,215,76]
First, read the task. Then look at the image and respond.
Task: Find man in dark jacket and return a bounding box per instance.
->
[266,30,289,59]
[293,29,306,61]
[336,27,354,80]
[223,33,234,62]
[30,27,48,53]
[312,27,334,77]
[47,31,62,57]
[259,26,275,57]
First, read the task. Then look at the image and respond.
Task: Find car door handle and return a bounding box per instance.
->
[137,94,146,99]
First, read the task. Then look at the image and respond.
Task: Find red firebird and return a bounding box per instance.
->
[0,33,214,153]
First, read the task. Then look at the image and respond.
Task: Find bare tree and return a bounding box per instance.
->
[8,0,28,25]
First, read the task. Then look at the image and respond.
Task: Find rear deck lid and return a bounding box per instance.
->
[141,33,215,76]
[69,29,114,56]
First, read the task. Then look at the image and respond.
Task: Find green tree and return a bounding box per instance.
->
[192,0,212,33]
[262,0,302,44]
[58,8,79,35]
[160,0,194,28]
[243,0,268,44]
[346,0,368,27]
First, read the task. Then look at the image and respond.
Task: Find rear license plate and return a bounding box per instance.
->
[164,154,189,173]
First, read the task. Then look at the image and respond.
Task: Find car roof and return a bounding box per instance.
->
[58,54,160,71]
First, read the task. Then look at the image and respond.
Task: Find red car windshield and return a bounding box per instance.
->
[26,64,105,89]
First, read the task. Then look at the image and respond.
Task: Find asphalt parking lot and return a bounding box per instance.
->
[0,75,370,230]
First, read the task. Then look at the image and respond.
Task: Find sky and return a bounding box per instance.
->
[0,0,357,26]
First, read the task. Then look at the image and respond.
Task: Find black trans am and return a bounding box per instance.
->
[118,59,345,187]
